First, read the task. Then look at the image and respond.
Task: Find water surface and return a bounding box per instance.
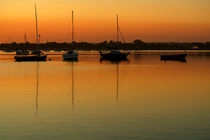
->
[0,53,210,140]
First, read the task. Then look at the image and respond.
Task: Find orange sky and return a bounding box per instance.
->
[0,0,210,43]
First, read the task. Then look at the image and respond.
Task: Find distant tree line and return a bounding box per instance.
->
[0,39,210,51]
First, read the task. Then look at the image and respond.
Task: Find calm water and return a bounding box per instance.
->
[0,52,210,140]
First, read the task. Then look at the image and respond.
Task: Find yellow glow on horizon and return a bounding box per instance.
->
[0,0,210,43]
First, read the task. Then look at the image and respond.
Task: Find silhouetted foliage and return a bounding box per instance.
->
[133,39,144,45]
[0,39,210,51]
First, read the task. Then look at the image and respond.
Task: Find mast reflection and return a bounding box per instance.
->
[64,60,77,109]
[100,58,129,103]
[72,61,75,109]
[116,62,119,103]
[35,62,39,116]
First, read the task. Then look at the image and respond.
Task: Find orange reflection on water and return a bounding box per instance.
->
[0,54,210,139]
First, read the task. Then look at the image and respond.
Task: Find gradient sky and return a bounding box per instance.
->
[0,0,210,43]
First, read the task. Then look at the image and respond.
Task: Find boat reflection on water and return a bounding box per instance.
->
[160,57,187,63]
[1,53,210,139]
[160,54,187,61]
[116,62,119,103]
[34,60,77,114]
[64,59,78,108]
[100,59,129,103]
[100,58,129,63]
[71,61,75,108]
[35,62,39,116]
[63,58,78,63]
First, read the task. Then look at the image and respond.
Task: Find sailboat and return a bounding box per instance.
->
[14,3,47,61]
[63,11,78,60]
[99,15,129,60]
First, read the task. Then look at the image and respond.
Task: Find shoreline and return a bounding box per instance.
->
[1,50,210,56]
[0,41,210,51]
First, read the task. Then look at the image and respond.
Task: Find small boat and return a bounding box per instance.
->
[15,50,47,61]
[161,54,187,61]
[3,49,15,53]
[99,15,129,60]
[63,11,78,60]
[100,50,129,60]
[16,50,30,55]
[14,3,47,61]
[63,51,78,60]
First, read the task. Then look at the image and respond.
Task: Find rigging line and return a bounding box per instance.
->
[118,27,125,44]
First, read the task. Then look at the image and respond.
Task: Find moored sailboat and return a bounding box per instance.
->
[99,15,129,60]
[63,11,78,60]
[14,3,47,61]
[100,50,128,60]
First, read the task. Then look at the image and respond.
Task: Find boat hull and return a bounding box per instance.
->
[161,54,187,61]
[14,55,47,61]
[63,53,78,60]
[100,53,129,60]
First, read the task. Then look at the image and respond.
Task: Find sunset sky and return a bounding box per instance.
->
[0,0,210,43]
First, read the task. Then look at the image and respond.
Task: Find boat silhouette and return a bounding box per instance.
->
[100,15,129,60]
[14,3,47,61]
[63,11,78,60]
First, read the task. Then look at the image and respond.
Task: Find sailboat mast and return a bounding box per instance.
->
[35,3,39,45]
[24,33,27,44]
[117,14,119,42]
[24,33,27,50]
[72,11,74,43]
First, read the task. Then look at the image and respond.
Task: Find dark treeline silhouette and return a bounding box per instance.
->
[0,39,210,51]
